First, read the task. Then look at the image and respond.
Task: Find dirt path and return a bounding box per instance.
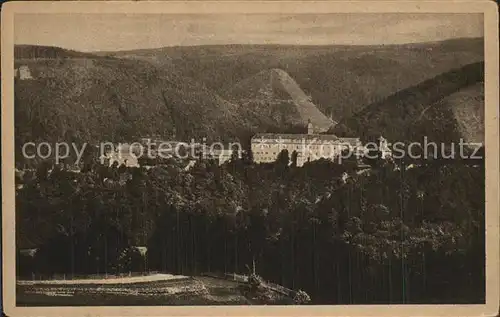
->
[17,273,188,285]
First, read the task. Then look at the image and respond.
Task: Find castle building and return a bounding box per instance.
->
[251,121,365,166]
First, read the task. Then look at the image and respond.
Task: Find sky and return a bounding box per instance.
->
[14,13,483,52]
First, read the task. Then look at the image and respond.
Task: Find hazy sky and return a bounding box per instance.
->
[15,13,483,52]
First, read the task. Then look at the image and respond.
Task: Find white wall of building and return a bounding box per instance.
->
[251,136,364,166]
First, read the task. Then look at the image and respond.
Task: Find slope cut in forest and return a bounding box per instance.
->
[227,68,334,132]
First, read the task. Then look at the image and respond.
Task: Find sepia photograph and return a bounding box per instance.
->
[2,1,499,316]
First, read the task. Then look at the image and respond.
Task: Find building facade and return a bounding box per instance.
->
[251,122,366,166]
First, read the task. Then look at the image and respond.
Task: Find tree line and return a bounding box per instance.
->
[16,150,485,304]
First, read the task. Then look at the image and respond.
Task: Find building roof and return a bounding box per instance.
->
[251,133,360,145]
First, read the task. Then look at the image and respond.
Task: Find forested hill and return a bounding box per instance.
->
[101,38,484,121]
[14,45,250,152]
[14,45,327,159]
[14,39,484,156]
[331,61,484,144]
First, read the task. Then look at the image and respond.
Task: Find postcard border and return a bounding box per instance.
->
[2,1,499,316]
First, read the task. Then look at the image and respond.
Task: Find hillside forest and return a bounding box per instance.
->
[16,152,485,304]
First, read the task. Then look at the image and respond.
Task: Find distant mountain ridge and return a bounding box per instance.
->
[15,44,103,59]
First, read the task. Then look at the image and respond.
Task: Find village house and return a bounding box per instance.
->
[378,136,392,159]
[100,143,140,167]
[15,65,34,80]
[202,148,242,165]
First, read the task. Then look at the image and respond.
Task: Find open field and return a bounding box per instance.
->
[16,274,292,306]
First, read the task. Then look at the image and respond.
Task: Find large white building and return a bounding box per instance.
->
[251,121,366,166]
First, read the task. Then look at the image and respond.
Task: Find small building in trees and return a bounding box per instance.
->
[378,136,392,159]
[201,148,242,165]
[15,65,34,80]
[100,143,140,167]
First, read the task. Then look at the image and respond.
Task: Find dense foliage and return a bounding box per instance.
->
[16,154,485,304]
